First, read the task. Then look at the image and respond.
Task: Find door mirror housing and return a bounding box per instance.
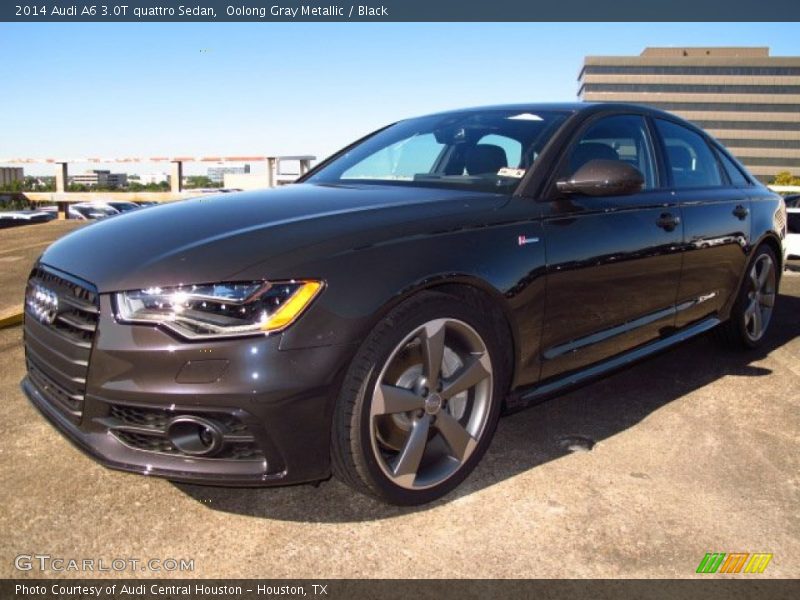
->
[556,159,645,197]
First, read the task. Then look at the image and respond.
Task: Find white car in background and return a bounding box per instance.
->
[69,202,121,220]
[0,210,55,228]
[787,207,800,259]
[106,200,142,213]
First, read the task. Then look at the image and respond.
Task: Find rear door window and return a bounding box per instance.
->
[655,119,723,189]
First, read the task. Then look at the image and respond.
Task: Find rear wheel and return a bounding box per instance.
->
[718,245,778,349]
[331,292,505,505]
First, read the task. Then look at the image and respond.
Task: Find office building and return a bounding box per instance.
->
[579,47,800,181]
[70,169,128,188]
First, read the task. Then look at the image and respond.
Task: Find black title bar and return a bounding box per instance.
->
[3,0,800,22]
[4,579,800,600]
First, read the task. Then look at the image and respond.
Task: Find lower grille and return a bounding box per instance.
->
[27,358,83,414]
[24,266,99,421]
[100,402,264,461]
[115,430,175,454]
[109,404,248,435]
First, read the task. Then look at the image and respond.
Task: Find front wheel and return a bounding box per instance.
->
[718,244,778,349]
[331,292,506,505]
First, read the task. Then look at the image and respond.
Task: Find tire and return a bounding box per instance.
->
[331,291,507,505]
[717,244,778,350]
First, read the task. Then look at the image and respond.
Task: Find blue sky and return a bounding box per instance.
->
[1,22,798,175]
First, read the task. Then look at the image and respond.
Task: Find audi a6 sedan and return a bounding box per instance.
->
[22,103,787,504]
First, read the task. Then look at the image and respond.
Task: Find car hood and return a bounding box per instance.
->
[40,183,505,292]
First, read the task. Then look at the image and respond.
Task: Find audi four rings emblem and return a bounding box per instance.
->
[26,284,59,325]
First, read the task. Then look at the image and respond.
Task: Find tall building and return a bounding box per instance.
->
[207,164,250,184]
[579,47,800,182]
[70,169,128,188]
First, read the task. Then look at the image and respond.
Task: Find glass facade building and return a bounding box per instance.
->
[579,47,800,182]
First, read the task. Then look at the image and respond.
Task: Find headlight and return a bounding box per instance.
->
[115,280,322,340]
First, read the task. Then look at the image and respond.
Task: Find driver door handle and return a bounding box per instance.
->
[656,212,680,231]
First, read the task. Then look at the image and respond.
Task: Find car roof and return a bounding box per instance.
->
[416,102,680,121]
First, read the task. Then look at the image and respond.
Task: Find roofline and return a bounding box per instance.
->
[411,103,584,119]
[397,102,693,125]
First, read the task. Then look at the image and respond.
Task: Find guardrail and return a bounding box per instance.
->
[2,155,316,218]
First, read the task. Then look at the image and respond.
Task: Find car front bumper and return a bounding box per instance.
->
[23,291,356,487]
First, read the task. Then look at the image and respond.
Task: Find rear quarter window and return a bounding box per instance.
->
[716,149,751,186]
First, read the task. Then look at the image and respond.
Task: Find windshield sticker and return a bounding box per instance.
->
[498,167,526,178]
[508,113,543,121]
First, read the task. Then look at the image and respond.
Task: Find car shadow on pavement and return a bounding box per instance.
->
[174,289,800,523]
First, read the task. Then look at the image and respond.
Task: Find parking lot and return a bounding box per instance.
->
[0,221,85,322]
[0,224,797,578]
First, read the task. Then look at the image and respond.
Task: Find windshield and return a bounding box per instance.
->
[307,109,569,194]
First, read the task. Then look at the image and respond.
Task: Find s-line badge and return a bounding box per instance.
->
[517,235,540,246]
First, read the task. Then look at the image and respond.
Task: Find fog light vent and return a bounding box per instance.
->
[167,416,224,456]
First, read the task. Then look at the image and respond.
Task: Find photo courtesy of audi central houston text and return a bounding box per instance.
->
[21,102,787,505]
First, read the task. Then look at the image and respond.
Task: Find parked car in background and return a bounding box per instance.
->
[22,103,786,505]
[106,200,141,213]
[787,207,800,259]
[69,203,120,220]
[0,210,55,228]
[134,200,159,207]
[782,193,800,208]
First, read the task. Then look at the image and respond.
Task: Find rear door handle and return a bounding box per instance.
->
[656,212,680,231]
[733,204,749,220]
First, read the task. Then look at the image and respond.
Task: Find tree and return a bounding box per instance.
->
[771,171,800,186]
[184,175,221,189]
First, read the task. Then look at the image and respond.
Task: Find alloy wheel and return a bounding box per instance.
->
[743,253,776,342]
[369,318,493,490]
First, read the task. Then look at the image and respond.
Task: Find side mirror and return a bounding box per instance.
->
[556,159,645,197]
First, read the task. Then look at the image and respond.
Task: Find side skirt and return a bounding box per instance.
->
[504,316,721,413]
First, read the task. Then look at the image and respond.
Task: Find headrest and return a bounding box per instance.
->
[465,144,508,175]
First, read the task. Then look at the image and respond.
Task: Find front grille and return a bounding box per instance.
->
[24,266,99,421]
[101,402,264,461]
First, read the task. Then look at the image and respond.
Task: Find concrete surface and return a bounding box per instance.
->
[0,266,798,579]
[0,221,85,319]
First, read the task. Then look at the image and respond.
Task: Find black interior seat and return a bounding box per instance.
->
[465,144,508,175]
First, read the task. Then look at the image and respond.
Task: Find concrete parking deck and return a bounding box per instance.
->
[0,221,85,325]
[0,260,798,578]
